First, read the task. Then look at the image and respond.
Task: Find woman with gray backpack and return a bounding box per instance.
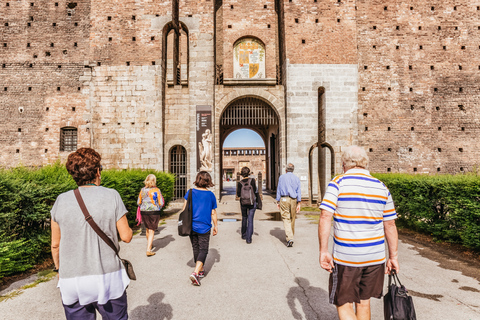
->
[236,167,262,244]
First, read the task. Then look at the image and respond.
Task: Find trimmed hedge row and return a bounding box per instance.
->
[0,163,175,279]
[373,173,480,251]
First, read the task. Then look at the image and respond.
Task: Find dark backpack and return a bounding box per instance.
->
[240,178,255,206]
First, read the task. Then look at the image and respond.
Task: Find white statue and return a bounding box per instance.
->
[199,129,213,172]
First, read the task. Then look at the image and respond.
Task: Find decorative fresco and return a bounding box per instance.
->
[234,38,265,79]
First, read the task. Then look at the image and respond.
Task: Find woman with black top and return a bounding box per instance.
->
[236,167,260,244]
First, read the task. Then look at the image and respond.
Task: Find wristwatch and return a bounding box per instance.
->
[53,267,59,273]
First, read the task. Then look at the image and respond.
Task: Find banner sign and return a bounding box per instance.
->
[196,106,213,172]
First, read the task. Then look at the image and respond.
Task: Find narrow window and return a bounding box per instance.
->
[60,127,78,152]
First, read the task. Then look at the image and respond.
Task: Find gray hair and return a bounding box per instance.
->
[286,163,295,172]
[341,146,369,170]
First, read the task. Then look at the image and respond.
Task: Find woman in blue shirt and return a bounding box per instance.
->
[183,171,218,286]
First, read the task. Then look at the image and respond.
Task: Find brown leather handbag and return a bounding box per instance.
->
[74,189,136,280]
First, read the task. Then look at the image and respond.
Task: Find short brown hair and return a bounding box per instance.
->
[66,148,102,186]
[194,171,214,188]
[240,166,250,177]
[286,163,295,172]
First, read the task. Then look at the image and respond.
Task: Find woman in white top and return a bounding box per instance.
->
[51,148,132,320]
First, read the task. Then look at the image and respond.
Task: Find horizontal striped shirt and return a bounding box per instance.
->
[319,168,397,267]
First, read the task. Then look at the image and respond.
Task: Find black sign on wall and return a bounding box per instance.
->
[196,106,213,172]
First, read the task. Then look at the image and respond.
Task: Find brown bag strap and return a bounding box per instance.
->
[74,188,119,256]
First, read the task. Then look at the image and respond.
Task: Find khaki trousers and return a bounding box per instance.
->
[279,197,297,242]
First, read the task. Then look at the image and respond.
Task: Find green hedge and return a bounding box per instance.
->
[373,173,480,251]
[0,163,174,279]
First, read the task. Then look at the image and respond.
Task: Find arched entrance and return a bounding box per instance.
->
[219,97,280,193]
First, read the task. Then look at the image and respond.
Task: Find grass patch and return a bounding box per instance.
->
[21,270,56,290]
[301,206,320,212]
[160,220,167,225]
[0,290,23,302]
[305,214,320,223]
[0,270,56,302]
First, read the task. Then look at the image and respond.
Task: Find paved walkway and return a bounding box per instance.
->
[1,184,480,319]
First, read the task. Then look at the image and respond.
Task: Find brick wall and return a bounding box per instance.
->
[283,0,357,64]
[357,0,480,173]
[0,0,91,166]
[218,0,278,79]
[1,0,480,187]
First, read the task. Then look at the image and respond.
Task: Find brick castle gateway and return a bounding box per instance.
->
[1,0,479,200]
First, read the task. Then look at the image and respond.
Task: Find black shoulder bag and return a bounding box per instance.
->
[178,188,193,237]
[74,189,136,280]
[384,270,416,320]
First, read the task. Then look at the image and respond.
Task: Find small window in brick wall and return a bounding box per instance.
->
[60,127,77,152]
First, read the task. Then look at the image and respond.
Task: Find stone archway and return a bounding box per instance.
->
[219,96,280,194]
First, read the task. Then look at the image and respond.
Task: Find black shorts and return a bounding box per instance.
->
[329,263,385,306]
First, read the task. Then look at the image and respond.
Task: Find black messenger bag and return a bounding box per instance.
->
[384,270,417,320]
[178,189,193,237]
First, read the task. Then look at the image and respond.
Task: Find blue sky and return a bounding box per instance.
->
[223,129,265,148]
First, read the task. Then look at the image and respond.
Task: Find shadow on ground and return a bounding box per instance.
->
[130,292,173,320]
[270,227,286,245]
[151,235,175,253]
[287,277,338,320]
[186,248,221,274]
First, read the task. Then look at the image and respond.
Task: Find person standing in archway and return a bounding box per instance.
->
[276,163,301,247]
[237,167,260,244]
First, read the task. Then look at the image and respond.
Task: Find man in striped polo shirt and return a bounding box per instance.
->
[318,145,399,320]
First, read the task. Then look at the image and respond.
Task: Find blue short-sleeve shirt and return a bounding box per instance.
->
[184,189,217,234]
